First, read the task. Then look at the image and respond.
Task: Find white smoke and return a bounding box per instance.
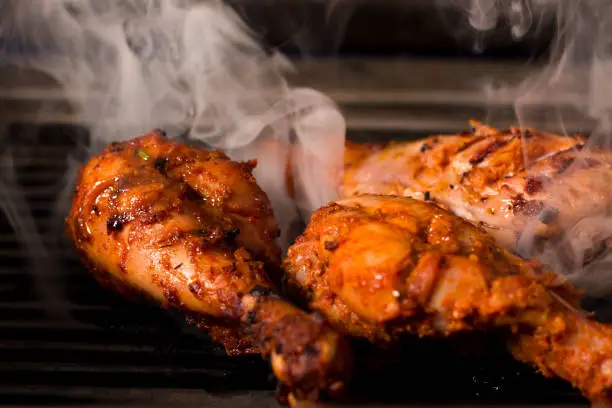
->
[466,0,612,296]
[466,0,535,40]
[0,0,346,249]
[6,0,611,297]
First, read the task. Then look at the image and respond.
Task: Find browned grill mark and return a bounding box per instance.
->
[545,144,601,176]
[154,156,168,174]
[190,227,224,244]
[513,196,544,217]
[113,177,131,200]
[139,210,172,226]
[469,139,509,165]
[107,212,129,234]
[541,144,582,171]
[188,280,203,298]
[222,228,241,244]
[525,176,544,195]
[539,207,559,225]
[555,157,575,174]
[324,241,339,251]
[246,310,257,325]
[183,185,202,201]
[455,136,487,154]
[578,157,601,170]
[304,344,320,358]
[163,287,181,307]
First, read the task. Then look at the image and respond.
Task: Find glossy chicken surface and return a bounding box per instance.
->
[342,122,612,262]
[283,195,612,404]
[65,132,352,404]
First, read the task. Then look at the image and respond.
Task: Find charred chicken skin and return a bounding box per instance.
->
[65,131,352,404]
[283,195,612,405]
[342,122,612,276]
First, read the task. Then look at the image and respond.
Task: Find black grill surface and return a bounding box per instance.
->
[0,123,589,407]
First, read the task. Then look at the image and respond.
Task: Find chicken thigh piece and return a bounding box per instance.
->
[342,122,612,282]
[283,195,612,405]
[65,132,352,403]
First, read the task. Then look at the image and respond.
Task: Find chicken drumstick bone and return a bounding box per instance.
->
[283,195,612,405]
[65,132,352,404]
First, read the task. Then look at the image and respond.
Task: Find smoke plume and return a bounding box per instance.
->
[3,0,612,299]
[0,0,345,250]
[466,0,612,296]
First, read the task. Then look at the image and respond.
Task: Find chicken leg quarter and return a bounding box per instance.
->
[283,195,612,405]
[65,131,352,403]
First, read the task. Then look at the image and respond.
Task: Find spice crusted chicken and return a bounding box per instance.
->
[65,131,353,405]
[342,122,612,285]
[283,195,612,405]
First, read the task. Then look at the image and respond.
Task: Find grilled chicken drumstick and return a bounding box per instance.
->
[342,122,612,285]
[283,195,612,405]
[65,131,352,404]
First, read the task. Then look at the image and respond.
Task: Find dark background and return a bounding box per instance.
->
[225,0,555,59]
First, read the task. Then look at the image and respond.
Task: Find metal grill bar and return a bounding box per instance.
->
[0,59,595,136]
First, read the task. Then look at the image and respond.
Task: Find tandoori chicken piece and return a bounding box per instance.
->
[341,122,612,287]
[283,195,612,405]
[65,131,353,404]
